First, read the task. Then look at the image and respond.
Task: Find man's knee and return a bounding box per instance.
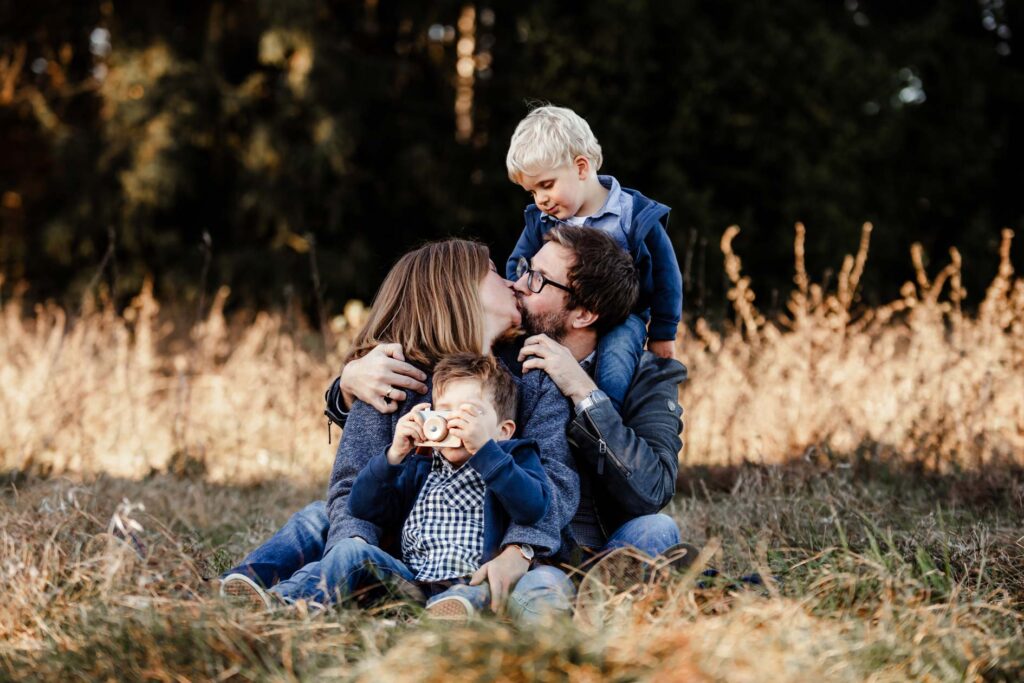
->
[608,513,681,556]
[647,513,681,543]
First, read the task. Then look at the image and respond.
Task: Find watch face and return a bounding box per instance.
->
[520,544,535,560]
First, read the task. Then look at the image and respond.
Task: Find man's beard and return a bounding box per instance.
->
[516,294,570,341]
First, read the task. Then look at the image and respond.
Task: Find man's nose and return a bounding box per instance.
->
[512,274,530,294]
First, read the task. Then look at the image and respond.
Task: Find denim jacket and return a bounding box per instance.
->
[505,176,683,341]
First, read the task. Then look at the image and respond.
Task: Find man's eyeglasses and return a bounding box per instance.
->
[515,256,573,295]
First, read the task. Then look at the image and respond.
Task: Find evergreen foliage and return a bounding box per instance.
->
[1,1,1020,314]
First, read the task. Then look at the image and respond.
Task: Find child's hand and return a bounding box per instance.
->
[447,402,494,455]
[648,339,675,360]
[387,403,432,464]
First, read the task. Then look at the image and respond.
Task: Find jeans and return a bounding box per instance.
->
[222,501,329,588]
[508,513,681,619]
[506,565,576,624]
[595,314,647,411]
[602,512,681,558]
[269,537,490,609]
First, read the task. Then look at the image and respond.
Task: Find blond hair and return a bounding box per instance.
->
[506,105,603,182]
[345,240,490,368]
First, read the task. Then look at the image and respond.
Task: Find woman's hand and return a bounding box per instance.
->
[339,343,429,413]
[518,334,597,404]
[387,403,431,464]
[469,546,531,612]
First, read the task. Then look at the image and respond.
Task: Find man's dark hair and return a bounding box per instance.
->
[432,353,518,422]
[544,227,639,333]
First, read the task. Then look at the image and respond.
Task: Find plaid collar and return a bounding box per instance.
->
[431,450,464,476]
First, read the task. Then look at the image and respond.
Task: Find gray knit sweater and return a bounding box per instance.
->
[324,363,577,557]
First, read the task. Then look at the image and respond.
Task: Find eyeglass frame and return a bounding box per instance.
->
[515,256,574,295]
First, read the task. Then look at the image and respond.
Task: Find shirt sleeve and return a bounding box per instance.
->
[644,221,684,341]
[506,212,545,280]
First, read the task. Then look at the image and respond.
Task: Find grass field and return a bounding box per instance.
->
[1,227,1022,681]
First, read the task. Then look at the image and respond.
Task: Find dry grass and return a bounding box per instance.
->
[1,226,1022,681]
[684,224,1024,469]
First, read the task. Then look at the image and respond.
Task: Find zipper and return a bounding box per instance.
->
[581,410,631,479]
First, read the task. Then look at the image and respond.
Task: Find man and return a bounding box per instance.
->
[335,227,688,619]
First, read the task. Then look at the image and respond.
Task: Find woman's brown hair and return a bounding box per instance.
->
[344,239,490,368]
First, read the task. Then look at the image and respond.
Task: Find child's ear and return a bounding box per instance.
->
[498,419,516,440]
[574,155,590,180]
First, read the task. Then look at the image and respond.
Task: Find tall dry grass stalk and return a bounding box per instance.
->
[682,226,1023,469]
[0,226,1021,483]
[1,231,1022,681]
[0,281,368,484]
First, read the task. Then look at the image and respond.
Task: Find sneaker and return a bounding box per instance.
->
[574,547,655,628]
[219,573,273,611]
[658,542,703,574]
[425,595,475,622]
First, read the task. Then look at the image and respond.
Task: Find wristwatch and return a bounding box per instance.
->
[507,544,535,563]
[575,389,609,416]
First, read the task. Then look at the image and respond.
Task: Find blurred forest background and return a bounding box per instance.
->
[1,0,1021,319]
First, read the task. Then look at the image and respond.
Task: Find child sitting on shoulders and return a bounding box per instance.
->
[505,104,683,410]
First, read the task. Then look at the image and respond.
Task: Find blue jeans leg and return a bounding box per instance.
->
[425,582,491,613]
[221,500,329,588]
[602,513,681,558]
[269,538,415,605]
[506,565,576,624]
[595,314,648,410]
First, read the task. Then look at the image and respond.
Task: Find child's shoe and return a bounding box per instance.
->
[425,595,476,623]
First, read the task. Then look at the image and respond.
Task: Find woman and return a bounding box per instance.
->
[220,239,577,613]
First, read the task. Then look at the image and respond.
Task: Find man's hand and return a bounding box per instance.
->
[648,339,675,360]
[447,402,492,455]
[387,402,431,464]
[469,545,530,612]
[339,343,429,413]
[518,334,597,404]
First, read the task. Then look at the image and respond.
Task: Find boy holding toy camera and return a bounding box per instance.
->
[265,353,551,619]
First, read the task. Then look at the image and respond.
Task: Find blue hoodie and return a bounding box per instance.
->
[348,439,549,565]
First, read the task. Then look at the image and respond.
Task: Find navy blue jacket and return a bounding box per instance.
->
[348,439,549,565]
[505,185,682,341]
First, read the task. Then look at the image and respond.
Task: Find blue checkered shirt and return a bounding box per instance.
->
[401,453,487,581]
